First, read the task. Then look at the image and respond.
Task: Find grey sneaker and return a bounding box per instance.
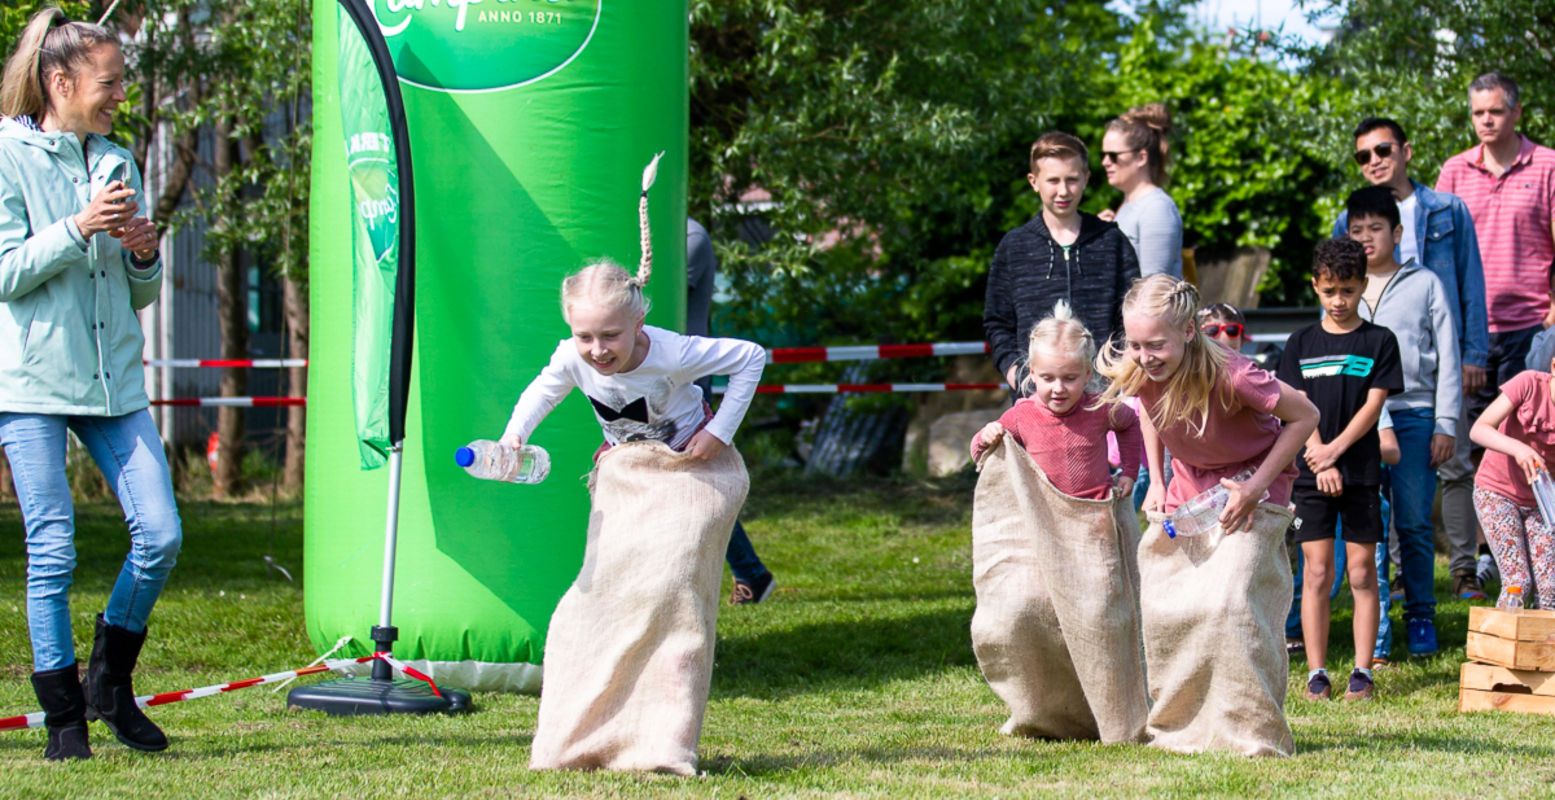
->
[1344,669,1375,701]
[1304,671,1332,701]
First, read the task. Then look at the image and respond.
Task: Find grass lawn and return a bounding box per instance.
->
[3,472,1555,798]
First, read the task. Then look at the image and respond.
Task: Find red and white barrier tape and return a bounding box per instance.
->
[0,652,451,732]
[714,382,1002,395]
[151,397,306,408]
[144,358,308,369]
[0,656,371,732]
[766,341,987,364]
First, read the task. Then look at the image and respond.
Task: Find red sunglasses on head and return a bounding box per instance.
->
[1201,322,1245,338]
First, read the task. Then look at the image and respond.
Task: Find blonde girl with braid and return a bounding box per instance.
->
[500,153,765,461]
[971,301,1143,500]
[1099,275,1317,530]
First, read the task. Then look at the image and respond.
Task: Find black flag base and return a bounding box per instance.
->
[286,676,471,716]
[287,625,472,716]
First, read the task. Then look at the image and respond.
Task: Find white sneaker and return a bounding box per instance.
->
[1477,553,1500,586]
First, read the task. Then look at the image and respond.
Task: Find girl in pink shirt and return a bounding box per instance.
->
[970,302,1142,500]
[1469,364,1555,608]
[1097,276,1317,529]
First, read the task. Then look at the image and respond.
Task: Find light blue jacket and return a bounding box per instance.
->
[0,117,161,416]
[1359,260,1462,437]
[1334,179,1489,370]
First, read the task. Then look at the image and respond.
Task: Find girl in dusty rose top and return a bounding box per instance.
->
[1097,275,1318,530]
[1469,360,1555,609]
[970,301,1142,500]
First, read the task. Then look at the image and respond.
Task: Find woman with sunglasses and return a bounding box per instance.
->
[1100,104,1183,279]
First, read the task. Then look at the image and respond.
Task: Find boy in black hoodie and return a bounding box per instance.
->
[985,132,1141,392]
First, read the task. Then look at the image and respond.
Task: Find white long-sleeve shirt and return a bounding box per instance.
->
[503,325,766,449]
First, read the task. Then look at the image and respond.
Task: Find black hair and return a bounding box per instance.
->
[1346,185,1400,229]
[1197,303,1245,325]
[1313,238,1368,283]
[1354,117,1408,145]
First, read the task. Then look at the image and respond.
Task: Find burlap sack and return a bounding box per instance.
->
[1139,503,1295,757]
[529,440,749,775]
[969,438,1148,743]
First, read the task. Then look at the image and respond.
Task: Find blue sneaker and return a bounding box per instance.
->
[1406,618,1439,656]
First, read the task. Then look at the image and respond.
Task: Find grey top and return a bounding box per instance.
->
[1113,186,1183,278]
[1358,260,1462,438]
[686,217,714,337]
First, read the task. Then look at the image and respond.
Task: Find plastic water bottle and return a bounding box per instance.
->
[1505,585,1524,611]
[1163,469,1267,541]
[455,440,550,484]
[1532,470,1555,529]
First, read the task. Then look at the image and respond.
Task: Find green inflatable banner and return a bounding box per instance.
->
[337,4,401,470]
[307,2,689,691]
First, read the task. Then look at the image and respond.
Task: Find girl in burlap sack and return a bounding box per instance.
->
[498,155,765,775]
[1097,275,1319,757]
[967,301,1150,743]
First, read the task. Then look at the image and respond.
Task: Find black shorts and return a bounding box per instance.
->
[1291,485,1383,544]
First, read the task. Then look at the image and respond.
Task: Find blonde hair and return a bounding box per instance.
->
[0,8,118,120]
[1025,300,1095,379]
[1028,131,1090,176]
[560,153,664,322]
[1096,274,1230,437]
[1104,103,1172,187]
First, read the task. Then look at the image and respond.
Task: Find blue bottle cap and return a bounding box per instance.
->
[454,447,475,467]
[1163,519,1177,539]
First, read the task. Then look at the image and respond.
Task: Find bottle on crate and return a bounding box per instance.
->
[1163,469,1268,542]
[1505,584,1524,611]
[456,440,550,484]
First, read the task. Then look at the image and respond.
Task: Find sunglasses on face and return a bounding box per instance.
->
[1353,142,1397,166]
[1100,149,1142,164]
[1201,322,1245,338]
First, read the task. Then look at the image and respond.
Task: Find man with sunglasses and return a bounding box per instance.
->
[1333,116,1491,605]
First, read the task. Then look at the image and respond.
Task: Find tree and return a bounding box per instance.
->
[126,0,311,496]
[690,0,1126,348]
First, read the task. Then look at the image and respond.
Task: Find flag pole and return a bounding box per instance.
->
[288,0,468,715]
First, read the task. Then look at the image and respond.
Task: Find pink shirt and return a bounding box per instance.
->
[1136,352,1294,513]
[1475,370,1555,507]
[1436,136,1555,332]
[983,394,1141,500]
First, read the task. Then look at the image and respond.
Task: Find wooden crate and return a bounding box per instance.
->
[1459,662,1555,715]
[1465,607,1555,671]
[1469,606,1555,641]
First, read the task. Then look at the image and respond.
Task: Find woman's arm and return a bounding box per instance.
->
[1220,380,1318,532]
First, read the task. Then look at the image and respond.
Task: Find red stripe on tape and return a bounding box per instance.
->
[769,346,827,364]
[877,343,934,359]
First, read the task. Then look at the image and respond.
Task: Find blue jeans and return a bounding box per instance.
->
[1383,407,1439,623]
[726,520,768,583]
[1375,490,1394,658]
[0,410,183,671]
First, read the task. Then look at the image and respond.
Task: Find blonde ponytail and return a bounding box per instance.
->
[1,8,117,120]
[1027,299,1096,371]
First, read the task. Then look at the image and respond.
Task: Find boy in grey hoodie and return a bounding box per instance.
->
[1348,185,1461,657]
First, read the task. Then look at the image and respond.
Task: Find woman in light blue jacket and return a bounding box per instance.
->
[1,9,180,761]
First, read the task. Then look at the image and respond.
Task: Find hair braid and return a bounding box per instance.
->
[634,151,664,289]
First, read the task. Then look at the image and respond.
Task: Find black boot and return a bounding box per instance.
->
[83,614,168,752]
[30,665,93,761]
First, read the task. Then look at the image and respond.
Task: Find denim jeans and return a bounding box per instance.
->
[0,410,183,671]
[1383,407,1439,623]
[726,520,768,583]
[1375,490,1395,658]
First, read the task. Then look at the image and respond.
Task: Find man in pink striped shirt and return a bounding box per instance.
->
[1437,73,1555,395]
